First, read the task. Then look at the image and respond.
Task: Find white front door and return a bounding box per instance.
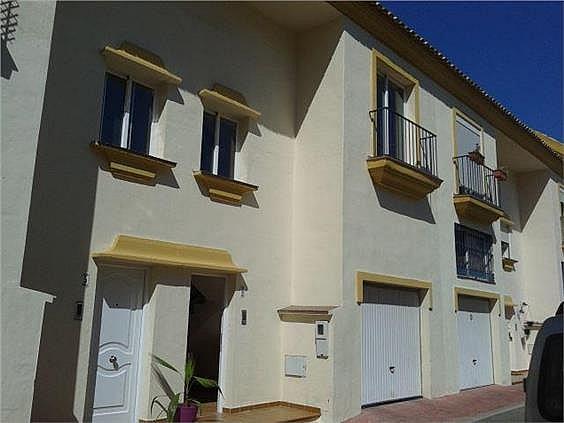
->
[93,268,144,423]
[457,295,494,390]
[361,285,422,406]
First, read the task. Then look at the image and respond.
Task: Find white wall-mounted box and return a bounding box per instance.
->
[284,355,307,377]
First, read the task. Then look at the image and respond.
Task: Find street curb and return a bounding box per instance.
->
[462,402,525,422]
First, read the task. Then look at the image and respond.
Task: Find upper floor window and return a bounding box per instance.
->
[455,114,481,156]
[455,223,494,283]
[200,111,237,179]
[100,72,154,155]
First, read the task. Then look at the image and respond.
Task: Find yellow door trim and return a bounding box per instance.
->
[356,271,432,308]
[454,286,501,314]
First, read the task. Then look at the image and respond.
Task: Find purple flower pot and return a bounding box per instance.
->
[174,404,198,422]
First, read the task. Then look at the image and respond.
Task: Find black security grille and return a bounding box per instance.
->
[455,223,494,283]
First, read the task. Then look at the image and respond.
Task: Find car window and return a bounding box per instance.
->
[538,333,563,421]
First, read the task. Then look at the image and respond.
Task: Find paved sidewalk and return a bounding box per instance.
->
[346,384,525,422]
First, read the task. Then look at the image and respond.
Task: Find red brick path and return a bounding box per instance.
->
[346,384,525,422]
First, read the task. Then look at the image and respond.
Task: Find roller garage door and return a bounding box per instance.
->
[361,285,422,406]
[457,295,494,390]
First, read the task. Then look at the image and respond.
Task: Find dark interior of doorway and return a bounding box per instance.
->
[187,275,225,404]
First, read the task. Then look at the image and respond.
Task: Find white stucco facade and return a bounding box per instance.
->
[2,2,562,423]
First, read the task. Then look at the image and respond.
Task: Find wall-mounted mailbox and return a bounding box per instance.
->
[315,320,329,358]
[284,355,306,377]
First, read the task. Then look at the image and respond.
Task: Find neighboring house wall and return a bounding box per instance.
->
[519,172,563,321]
[283,19,344,420]
[1,1,57,421]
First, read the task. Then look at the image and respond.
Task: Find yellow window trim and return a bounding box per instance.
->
[101,42,182,86]
[372,49,420,123]
[193,171,258,206]
[454,287,500,314]
[356,271,432,308]
[91,142,176,183]
[452,107,484,158]
[92,235,247,274]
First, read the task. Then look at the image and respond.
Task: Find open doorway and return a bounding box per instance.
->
[187,275,226,408]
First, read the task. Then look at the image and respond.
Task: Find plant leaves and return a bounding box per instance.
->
[193,376,218,389]
[167,393,181,423]
[151,397,168,419]
[152,354,180,375]
[185,355,196,385]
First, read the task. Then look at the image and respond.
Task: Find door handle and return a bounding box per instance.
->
[389,366,396,374]
[109,355,119,369]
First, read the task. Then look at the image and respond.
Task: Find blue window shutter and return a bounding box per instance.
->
[129,82,153,154]
[100,73,126,147]
[200,112,216,173]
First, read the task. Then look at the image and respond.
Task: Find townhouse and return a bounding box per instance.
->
[2,2,562,422]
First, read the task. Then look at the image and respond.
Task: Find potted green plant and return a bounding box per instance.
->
[151,354,221,423]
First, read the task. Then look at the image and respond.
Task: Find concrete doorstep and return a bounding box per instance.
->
[346,384,525,423]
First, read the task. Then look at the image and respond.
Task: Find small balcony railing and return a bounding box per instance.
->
[453,155,499,208]
[370,107,438,177]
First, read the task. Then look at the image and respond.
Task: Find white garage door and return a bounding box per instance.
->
[457,295,494,390]
[362,285,422,406]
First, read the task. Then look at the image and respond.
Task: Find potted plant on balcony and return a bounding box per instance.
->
[468,144,485,165]
[493,167,508,181]
[151,354,221,422]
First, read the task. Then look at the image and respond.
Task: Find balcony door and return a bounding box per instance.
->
[376,74,405,159]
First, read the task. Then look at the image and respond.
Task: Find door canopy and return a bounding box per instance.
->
[92,235,247,274]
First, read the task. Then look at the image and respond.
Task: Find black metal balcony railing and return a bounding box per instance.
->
[453,155,499,208]
[370,107,438,177]
[455,223,495,283]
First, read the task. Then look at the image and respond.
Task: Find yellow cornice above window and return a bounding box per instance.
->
[92,235,247,274]
[199,84,261,121]
[101,42,182,86]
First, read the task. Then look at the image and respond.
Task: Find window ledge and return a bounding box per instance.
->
[277,306,337,323]
[199,88,261,121]
[366,156,443,200]
[91,142,176,183]
[193,171,258,206]
[101,43,182,86]
[502,257,518,272]
[453,194,505,225]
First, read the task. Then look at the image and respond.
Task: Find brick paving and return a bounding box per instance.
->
[346,384,525,422]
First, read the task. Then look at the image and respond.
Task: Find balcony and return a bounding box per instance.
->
[453,155,504,225]
[367,107,442,200]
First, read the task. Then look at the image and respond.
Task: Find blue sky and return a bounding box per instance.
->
[382,1,563,141]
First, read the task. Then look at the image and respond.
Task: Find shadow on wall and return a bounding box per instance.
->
[375,189,436,224]
[517,170,549,230]
[20,4,98,420]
